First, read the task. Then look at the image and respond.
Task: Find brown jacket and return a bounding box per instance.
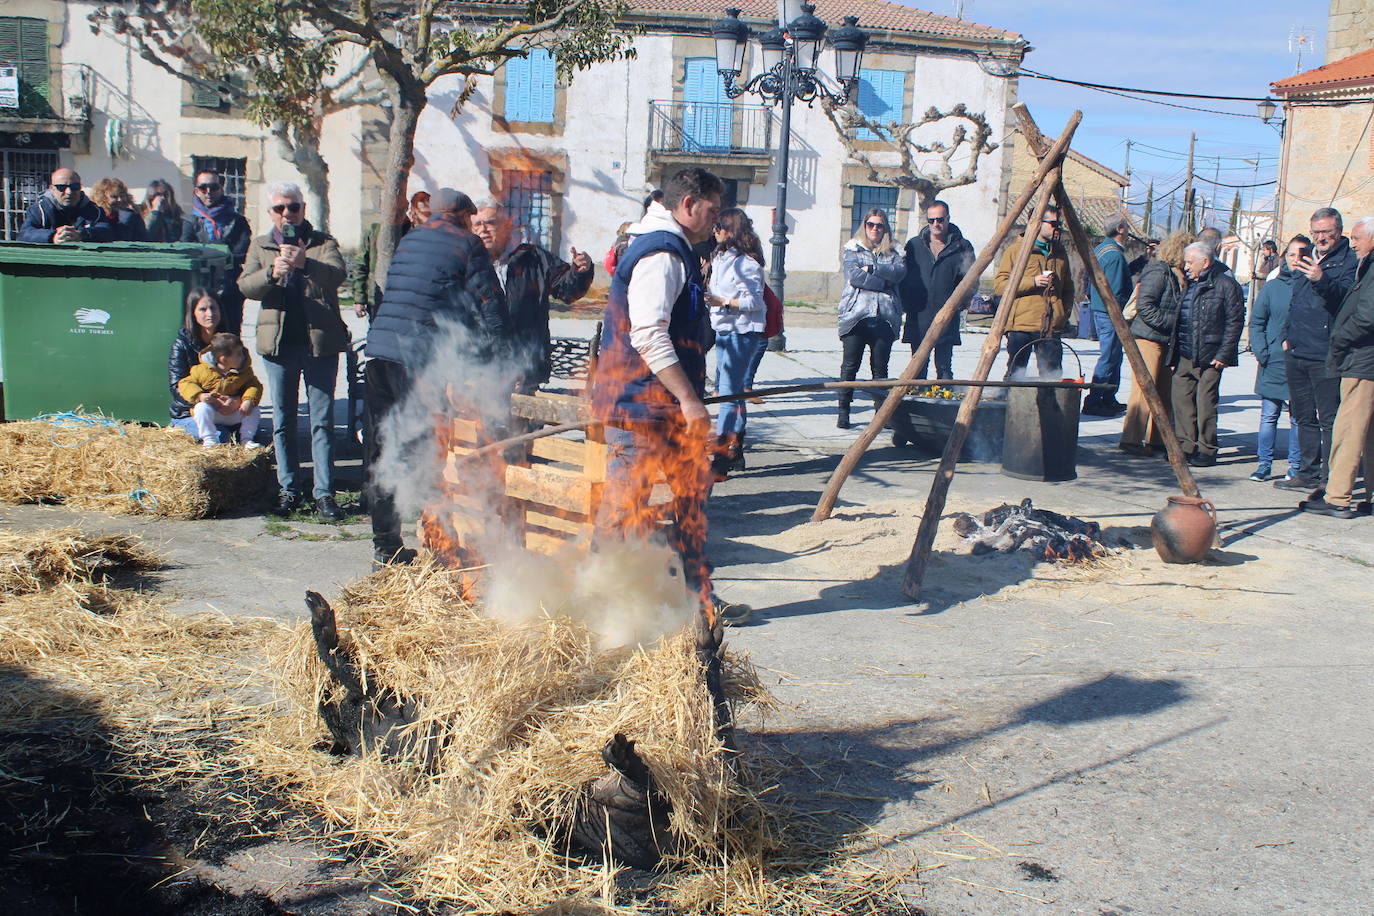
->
[238,222,349,357]
[993,234,1074,334]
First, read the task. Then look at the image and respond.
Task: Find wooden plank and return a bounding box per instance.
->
[505,464,594,515]
[451,417,480,444]
[511,392,591,425]
[525,507,590,536]
[530,435,586,467]
[526,529,578,556]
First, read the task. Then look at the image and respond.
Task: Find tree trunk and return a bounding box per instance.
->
[375,79,426,292]
[273,121,332,233]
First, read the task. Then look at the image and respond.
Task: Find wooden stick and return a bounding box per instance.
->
[812,111,1085,522]
[899,154,1067,600]
[1013,104,1201,499]
[457,376,1116,462]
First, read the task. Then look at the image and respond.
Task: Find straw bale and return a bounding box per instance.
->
[0,527,160,597]
[0,416,272,518]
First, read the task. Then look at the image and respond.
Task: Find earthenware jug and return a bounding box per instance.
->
[1150,495,1217,564]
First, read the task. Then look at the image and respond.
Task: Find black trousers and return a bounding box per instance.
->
[364,357,414,550]
[1285,352,1341,479]
[1004,331,1063,379]
[838,317,894,409]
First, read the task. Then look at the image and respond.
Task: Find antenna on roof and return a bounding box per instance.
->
[1288,25,1316,73]
[953,0,969,19]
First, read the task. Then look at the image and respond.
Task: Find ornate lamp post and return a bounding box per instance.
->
[711,4,868,350]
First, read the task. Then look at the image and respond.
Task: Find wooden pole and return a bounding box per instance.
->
[1012,104,1201,499]
[812,111,1084,522]
[898,159,1066,600]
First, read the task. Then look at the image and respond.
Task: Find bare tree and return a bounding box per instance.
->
[821,97,998,210]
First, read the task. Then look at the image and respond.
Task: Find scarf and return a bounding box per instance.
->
[193,195,238,242]
[1033,237,1052,257]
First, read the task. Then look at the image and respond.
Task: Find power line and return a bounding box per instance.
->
[1190,174,1277,188]
[1016,67,1374,106]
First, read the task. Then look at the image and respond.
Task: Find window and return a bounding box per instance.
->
[504,49,556,123]
[191,156,247,215]
[503,169,555,248]
[850,185,898,236]
[188,74,244,112]
[855,68,904,141]
[0,17,53,118]
[1,147,59,240]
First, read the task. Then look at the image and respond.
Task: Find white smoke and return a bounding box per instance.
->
[371,315,699,650]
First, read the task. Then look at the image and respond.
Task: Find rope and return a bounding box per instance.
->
[31,411,127,448]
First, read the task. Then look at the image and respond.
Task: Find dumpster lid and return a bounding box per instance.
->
[0,241,232,270]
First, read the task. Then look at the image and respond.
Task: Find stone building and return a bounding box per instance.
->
[1271,49,1374,242]
[1007,128,1129,234]
[1325,0,1374,63]
[0,0,1029,302]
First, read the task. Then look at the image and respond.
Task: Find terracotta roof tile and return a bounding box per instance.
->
[628,0,1022,43]
[1272,48,1374,93]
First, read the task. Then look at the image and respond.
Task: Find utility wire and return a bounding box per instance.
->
[1190,175,1278,189]
[1016,67,1374,107]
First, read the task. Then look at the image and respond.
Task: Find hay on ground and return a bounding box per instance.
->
[0,415,272,518]
[0,527,161,597]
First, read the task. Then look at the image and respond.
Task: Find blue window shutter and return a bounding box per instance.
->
[504,50,554,123]
[856,68,904,141]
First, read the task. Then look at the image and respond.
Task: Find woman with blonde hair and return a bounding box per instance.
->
[1119,229,1192,455]
[836,207,905,428]
[90,177,146,241]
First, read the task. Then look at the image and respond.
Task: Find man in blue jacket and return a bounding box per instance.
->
[1276,207,1359,492]
[1083,216,1134,416]
[17,168,113,243]
[363,189,508,567]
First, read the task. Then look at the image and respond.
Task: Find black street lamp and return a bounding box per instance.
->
[711,4,868,349]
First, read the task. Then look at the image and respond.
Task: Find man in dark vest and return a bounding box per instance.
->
[591,167,748,625]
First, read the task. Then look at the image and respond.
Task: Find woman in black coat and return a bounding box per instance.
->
[1119,230,1191,456]
[168,287,226,436]
[90,177,147,242]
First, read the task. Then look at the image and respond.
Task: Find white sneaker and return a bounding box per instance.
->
[201,438,218,449]
[244,440,264,451]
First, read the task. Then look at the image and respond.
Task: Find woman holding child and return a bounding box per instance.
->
[168,288,263,447]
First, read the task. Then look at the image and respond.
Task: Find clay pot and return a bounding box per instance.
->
[1151,495,1217,564]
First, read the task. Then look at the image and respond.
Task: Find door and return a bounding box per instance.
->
[681,58,733,152]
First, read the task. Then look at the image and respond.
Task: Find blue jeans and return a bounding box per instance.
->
[1257,397,1301,473]
[745,332,767,392]
[1087,310,1122,403]
[260,346,339,499]
[714,331,763,438]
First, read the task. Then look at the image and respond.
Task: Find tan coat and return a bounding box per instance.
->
[238,223,349,357]
[993,234,1074,334]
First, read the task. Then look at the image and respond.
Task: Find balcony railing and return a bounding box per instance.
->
[648,100,773,156]
[0,63,93,124]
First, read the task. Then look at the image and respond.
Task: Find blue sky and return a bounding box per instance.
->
[934,0,1331,217]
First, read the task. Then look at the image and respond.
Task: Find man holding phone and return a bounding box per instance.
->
[1277,207,1358,493]
[18,168,113,244]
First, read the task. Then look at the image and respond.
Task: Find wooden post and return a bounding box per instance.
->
[898,161,1066,600]
[1013,105,1202,499]
[813,111,1084,522]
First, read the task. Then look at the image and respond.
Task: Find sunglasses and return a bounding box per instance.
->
[52,183,79,191]
[865,221,887,230]
[196,183,222,192]
[271,202,304,214]
[1042,220,1061,228]
[927,216,948,223]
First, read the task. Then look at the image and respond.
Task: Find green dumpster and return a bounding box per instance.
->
[0,242,231,423]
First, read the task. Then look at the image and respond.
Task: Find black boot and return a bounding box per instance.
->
[710,434,733,483]
[728,433,746,472]
[837,404,851,430]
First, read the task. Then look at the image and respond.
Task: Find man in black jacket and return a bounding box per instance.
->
[1169,242,1246,467]
[364,189,509,566]
[1302,216,1374,518]
[471,198,594,392]
[1277,207,1360,491]
[181,170,253,333]
[899,200,975,380]
[17,168,114,243]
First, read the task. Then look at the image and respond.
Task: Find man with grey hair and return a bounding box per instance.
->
[1083,214,1134,416]
[1301,215,1374,518]
[239,181,349,520]
[1168,240,1245,466]
[1277,206,1359,492]
[471,197,594,392]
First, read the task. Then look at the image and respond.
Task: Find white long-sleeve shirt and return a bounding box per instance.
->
[708,250,766,334]
[624,202,690,373]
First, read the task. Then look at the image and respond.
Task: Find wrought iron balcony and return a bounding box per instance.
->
[648,100,773,157]
[0,63,92,128]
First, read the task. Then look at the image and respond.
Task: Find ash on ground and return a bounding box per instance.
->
[951,498,1115,563]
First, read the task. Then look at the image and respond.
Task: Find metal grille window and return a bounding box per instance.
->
[502,169,555,249]
[1,148,59,240]
[850,185,898,236]
[191,156,247,215]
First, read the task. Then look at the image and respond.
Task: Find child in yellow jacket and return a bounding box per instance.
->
[177,332,263,448]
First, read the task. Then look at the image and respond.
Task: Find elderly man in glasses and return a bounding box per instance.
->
[18,168,114,244]
[899,199,975,381]
[180,170,253,332]
[239,182,349,521]
[994,205,1075,379]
